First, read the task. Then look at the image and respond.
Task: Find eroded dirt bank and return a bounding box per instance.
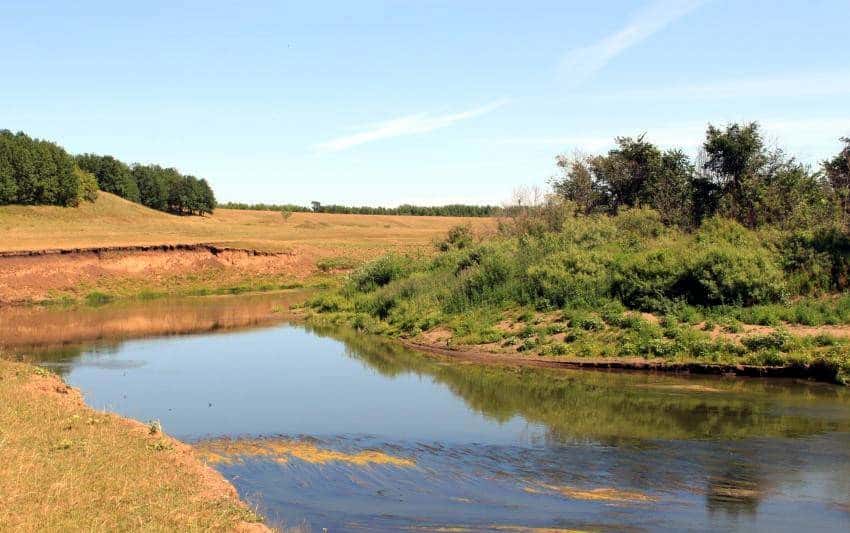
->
[0,243,313,304]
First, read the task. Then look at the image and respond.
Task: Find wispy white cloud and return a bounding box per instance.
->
[560,0,706,85]
[315,99,510,152]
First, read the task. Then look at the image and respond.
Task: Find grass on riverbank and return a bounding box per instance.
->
[0,359,266,532]
[305,211,850,384]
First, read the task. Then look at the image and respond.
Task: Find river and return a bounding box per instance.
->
[7,292,850,532]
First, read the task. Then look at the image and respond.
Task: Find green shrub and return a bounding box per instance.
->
[741,330,793,351]
[308,293,352,313]
[317,256,357,272]
[352,254,412,292]
[524,248,610,308]
[569,312,604,331]
[437,224,474,251]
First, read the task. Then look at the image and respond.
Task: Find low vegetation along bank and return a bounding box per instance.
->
[0,359,267,531]
[306,124,850,385]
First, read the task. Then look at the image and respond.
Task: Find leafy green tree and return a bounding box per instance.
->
[76,154,139,203]
[196,178,216,215]
[0,130,80,206]
[703,123,833,229]
[74,166,99,204]
[133,164,170,211]
[551,155,605,215]
[824,137,850,226]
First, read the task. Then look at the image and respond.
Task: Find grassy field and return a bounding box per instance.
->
[0,193,496,305]
[0,359,267,531]
[0,192,495,253]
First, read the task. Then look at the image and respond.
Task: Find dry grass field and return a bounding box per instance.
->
[0,192,496,253]
[0,193,496,304]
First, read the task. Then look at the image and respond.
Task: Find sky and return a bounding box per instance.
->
[2,0,849,206]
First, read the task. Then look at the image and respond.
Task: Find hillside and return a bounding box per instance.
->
[0,192,496,253]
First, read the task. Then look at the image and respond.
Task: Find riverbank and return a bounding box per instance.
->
[0,358,269,531]
[303,308,850,385]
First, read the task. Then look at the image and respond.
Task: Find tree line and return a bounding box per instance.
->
[219,200,501,217]
[551,122,850,230]
[0,129,216,215]
[76,154,215,215]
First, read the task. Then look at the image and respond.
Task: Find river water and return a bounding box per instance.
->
[8,293,850,532]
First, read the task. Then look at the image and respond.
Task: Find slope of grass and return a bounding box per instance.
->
[0,192,495,253]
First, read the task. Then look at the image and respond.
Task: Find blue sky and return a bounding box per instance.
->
[2,0,849,206]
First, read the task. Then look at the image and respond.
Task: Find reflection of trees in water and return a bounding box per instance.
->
[312,325,850,521]
[310,324,848,444]
[26,342,124,378]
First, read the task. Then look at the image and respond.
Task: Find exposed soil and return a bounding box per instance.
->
[0,243,312,304]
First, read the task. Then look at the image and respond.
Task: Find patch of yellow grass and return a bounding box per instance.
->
[0,359,268,532]
[525,483,656,503]
[0,192,495,253]
[194,437,416,468]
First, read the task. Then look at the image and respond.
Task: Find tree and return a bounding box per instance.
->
[703,122,833,229]
[133,164,171,211]
[76,154,139,202]
[702,122,765,227]
[592,134,663,210]
[551,154,605,215]
[196,178,216,215]
[651,149,696,227]
[824,137,850,226]
[0,130,81,206]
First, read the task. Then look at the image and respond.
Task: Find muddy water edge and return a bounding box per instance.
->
[3,292,850,532]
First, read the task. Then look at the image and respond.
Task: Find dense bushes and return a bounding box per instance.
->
[0,130,93,206]
[310,208,847,336]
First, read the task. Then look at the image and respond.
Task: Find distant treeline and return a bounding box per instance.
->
[0,129,216,215]
[219,200,502,217]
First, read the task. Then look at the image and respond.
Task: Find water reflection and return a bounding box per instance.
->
[0,290,307,351]
[312,325,849,443]
[10,298,850,532]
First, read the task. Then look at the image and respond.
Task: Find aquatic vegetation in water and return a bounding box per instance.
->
[193,437,416,468]
[525,483,656,503]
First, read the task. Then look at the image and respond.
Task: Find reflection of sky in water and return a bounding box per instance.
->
[30,321,850,532]
[45,327,543,444]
